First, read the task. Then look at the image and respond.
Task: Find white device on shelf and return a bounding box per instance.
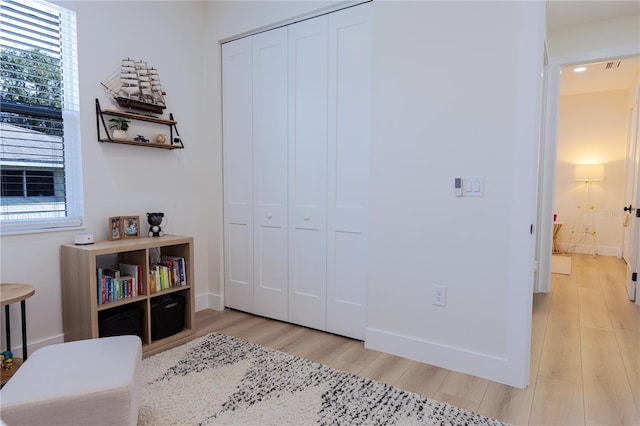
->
[74,233,94,245]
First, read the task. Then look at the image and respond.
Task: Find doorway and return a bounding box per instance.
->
[553,57,639,258]
[537,49,640,294]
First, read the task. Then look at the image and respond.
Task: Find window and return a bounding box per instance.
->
[2,169,57,196]
[0,0,83,233]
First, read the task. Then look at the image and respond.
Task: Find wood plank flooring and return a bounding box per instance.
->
[190,254,639,425]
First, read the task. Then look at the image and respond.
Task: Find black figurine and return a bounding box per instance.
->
[147,212,164,237]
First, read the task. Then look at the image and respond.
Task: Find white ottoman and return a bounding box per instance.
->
[0,335,142,426]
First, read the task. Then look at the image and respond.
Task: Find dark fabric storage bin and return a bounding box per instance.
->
[150,294,185,341]
[99,305,143,339]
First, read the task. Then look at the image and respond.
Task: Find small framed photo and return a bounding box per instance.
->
[122,216,140,238]
[109,216,122,240]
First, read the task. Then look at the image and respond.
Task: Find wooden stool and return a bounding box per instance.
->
[0,283,35,386]
[552,222,563,254]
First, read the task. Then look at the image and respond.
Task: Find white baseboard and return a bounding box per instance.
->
[15,333,65,358]
[558,243,621,258]
[195,292,224,312]
[365,327,526,389]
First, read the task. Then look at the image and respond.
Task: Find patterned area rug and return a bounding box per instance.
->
[139,332,508,425]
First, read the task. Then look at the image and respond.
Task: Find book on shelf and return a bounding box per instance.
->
[97,268,104,305]
[119,263,144,296]
[97,266,140,305]
[148,264,167,293]
[148,256,186,294]
[102,268,120,304]
[149,269,157,294]
[161,255,187,286]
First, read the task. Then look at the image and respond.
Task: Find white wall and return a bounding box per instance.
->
[555,90,629,256]
[547,14,640,58]
[366,1,543,388]
[0,1,212,351]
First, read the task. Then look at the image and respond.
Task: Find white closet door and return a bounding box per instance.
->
[222,37,254,312]
[253,28,289,320]
[326,5,371,340]
[288,16,329,330]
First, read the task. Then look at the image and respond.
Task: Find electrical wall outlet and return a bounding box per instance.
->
[432,285,447,307]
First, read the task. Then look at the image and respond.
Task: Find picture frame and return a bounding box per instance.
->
[109,216,122,240]
[122,216,140,239]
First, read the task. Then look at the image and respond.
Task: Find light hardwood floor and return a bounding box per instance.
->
[192,254,639,425]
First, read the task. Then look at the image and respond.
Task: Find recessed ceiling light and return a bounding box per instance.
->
[574,67,587,73]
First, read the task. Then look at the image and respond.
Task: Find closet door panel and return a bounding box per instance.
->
[222,37,254,312]
[255,225,287,313]
[227,222,252,310]
[291,227,326,296]
[253,28,289,321]
[223,4,371,336]
[327,5,371,339]
[288,16,329,330]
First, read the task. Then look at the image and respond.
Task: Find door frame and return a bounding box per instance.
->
[622,92,639,265]
[624,85,640,303]
[532,44,549,293]
[536,44,640,293]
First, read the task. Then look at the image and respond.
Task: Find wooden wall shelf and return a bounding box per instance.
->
[95,98,184,149]
[104,138,180,150]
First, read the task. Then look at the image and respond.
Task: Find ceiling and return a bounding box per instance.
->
[546,1,640,96]
[560,57,640,96]
[546,0,640,31]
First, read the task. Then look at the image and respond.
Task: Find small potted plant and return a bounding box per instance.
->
[108,117,130,139]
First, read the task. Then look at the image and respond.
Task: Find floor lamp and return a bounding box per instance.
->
[569,164,604,257]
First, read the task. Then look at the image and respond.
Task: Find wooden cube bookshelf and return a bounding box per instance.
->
[60,235,195,356]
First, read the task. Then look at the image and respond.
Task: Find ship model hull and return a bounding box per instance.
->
[113,96,165,114]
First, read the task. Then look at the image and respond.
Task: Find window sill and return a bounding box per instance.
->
[0,218,84,236]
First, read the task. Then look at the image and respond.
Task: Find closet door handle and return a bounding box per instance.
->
[623,205,632,212]
[304,216,310,221]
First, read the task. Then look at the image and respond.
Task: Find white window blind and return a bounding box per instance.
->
[0,0,83,234]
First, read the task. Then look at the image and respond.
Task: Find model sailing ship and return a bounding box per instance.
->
[101,59,166,114]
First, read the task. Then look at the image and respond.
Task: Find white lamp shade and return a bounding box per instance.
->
[575,164,604,182]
